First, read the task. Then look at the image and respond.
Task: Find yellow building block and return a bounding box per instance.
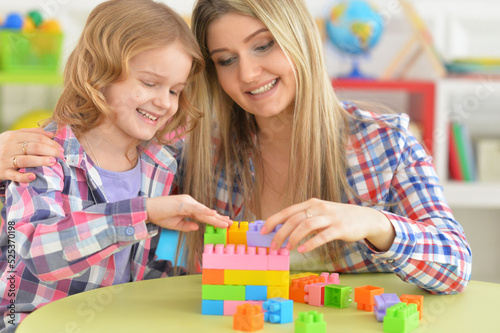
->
[289,272,319,285]
[225,270,267,286]
[268,271,289,286]
[227,221,249,246]
[268,285,289,299]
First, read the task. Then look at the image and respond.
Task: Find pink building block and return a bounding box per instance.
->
[223,301,264,316]
[202,244,268,270]
[268,248,290,271]
[246,220,289,248]
[320,272,339,285]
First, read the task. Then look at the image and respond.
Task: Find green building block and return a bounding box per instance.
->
[324,284,352,309]
[201,285,245,301]
[204,226,227,245]
[383,303,419,333]
[295,311,326,333]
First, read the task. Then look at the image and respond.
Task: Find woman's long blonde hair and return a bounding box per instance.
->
[180,0,352,274]
[50,0,204,144]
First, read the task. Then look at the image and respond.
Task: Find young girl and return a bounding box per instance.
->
[0,0,471,297]
[0,0,230,330]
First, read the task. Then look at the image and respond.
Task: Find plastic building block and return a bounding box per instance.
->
[400,294,424,320]
[304,282,339,307]
[354,285,384,311]
[267,285,289,299]
[224,301,264,316]
[224,270,289,286]
[202,244,268,270]
[262,297,293,324]
[374,293,401,322]
[289,276,325,303]
[202,300,224,315]
[383,303,419,333]
[268,248,290,271]
[324,284,352,309]
[246,220,289,248]
[202,285,245,301]
[204,226,227,245]
[246,285,268,301]
[320,272,339,284]
[228,221,249,245]
[233,303,264,332]
[289,272,319,285]
[267,271,289,286]
[295,311,326,333]
[201,269,224,285]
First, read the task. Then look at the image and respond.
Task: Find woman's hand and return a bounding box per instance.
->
[146,194,232,232]
[0,128,63,182]
[261,198,395,253]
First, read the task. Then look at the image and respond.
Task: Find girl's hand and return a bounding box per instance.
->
[0,128,62,183]
[261,198,395,253]
[146,194,232,232]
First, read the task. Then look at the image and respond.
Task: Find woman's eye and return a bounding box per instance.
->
[217,57,236,66]
[170,90,179,96]
[142,81,156,88]
[256,40,274,51]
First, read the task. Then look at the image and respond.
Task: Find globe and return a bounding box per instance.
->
[326,0,384,78]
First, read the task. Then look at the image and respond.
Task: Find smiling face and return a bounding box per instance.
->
[207,13,296,120]
[100,41,192,144]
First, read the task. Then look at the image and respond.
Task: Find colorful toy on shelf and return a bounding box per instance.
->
[295,311,326,333]
[40,19,62,33]
[354,285,384,311]
[383,303,419,333]
[374,293,401,322]
[233,303,264,332]
[27,10,44,27]
[10,109,52,130]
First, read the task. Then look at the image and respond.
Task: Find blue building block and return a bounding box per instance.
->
[246,220,289,248]
[201,300,224,315]
[262,297,293,324]
[246,285,268,301]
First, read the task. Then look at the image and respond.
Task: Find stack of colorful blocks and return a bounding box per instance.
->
[201,222,291,317]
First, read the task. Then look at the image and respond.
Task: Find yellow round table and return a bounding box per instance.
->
[17,273,494,332]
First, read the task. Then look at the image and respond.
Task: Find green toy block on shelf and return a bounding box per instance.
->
[204,225,227,245]
[295,311,326,333]
[324,284,352,309]
[383,302,419,333]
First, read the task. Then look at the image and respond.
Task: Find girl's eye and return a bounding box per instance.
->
[142,81,156,88]
[256,40,274,52]
[169,90,179,96]
[217,57,236,67]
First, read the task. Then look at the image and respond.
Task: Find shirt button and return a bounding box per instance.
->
[386,259,395,264]
[125,226,135,236]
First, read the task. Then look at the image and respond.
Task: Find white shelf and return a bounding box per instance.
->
[442,181,500,209]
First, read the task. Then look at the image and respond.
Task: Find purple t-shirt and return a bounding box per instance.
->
[95,161,141,284]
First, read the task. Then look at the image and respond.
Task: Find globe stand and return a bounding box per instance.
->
[338,58,373,80]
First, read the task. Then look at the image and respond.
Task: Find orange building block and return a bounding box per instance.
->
[400,294,424,319]
[201,269,224,285]
[289,276,325,303]
[228,221,249,246]
[233,303,264,332]
[354,285,384,311]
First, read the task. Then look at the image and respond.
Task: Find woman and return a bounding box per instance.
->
[0,0,471,295]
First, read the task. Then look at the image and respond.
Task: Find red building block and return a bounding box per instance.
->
[289,276,325,304]
[202,243,268,270]
[354,285,384,311]
[233,303,264,332]
[400,294,424,320]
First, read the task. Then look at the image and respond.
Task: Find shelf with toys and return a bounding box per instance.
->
[0,10,63,130]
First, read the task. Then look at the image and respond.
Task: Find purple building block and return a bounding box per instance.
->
[246,220,289,248]
[374,293,401,322]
